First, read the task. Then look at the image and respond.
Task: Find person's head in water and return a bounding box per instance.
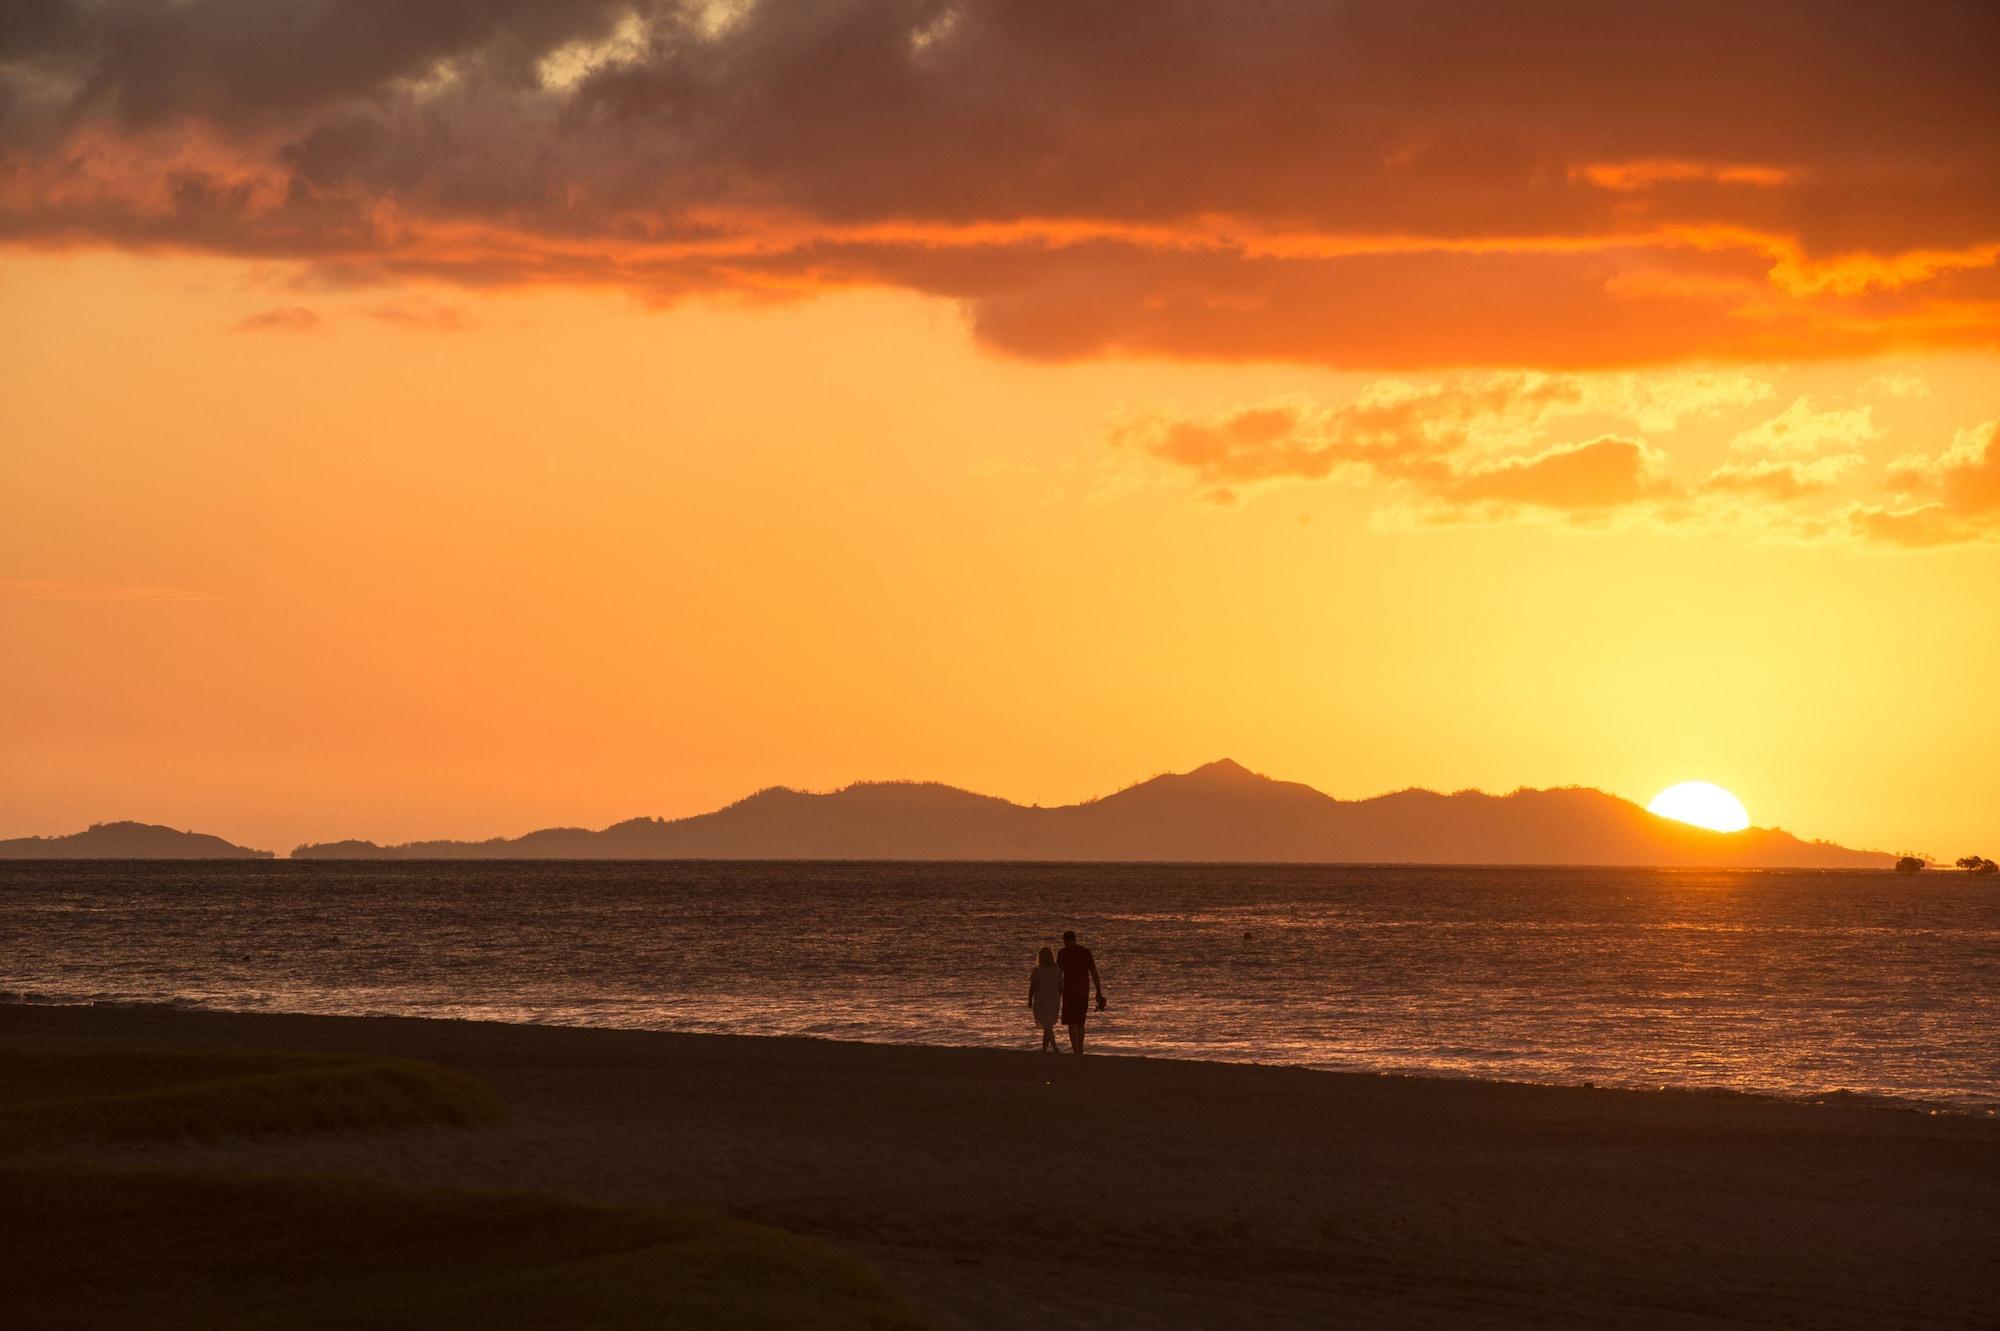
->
[1038,946,1055,966]
[1063,930,1077,946]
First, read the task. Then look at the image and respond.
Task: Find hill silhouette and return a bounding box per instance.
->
[0,821,274,860]
[293,760,1890,867]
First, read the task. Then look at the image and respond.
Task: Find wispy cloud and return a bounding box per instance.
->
[365,298,474,331]
[1115,374,1999,549]
[1427,437,1670,515]
[1109,372,1761,507]
[1863,374,1932,400]
[1700,454,1865,502]
[232,305,322,334]
[1729,398,1879,455]
[1854,421,2000,547]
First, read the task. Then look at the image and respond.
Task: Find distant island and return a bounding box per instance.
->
[0,821,274,860]
[292,760,1893,867]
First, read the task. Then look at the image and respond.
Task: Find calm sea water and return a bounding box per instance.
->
[3,861,1995,1110]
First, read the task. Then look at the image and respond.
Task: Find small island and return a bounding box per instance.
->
[0,821,273,860]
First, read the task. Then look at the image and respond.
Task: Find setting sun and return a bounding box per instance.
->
[1648,782,1752,833]
[1,6,1996,1326]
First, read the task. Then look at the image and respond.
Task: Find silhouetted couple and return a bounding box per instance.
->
[1028,930,1105,1053]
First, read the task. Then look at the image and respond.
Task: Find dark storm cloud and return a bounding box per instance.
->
[8,0,627,125]
[3,0,1997,367]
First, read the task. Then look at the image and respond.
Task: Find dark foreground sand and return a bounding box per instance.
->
[3,1004,1993,1329]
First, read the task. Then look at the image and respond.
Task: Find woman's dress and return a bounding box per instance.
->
[1030,963,1064,1026]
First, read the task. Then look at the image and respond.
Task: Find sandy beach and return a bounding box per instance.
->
[3,1003,1993,1328]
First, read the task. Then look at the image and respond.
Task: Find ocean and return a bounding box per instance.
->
[4,860,1995,1111]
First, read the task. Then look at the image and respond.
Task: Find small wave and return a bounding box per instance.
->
[1805,1088,1997,1116]
[1,989,218,1012]
[2,988,120,1006]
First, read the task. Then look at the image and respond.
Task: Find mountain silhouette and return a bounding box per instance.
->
[0,821,274,860]
[293,760,1891,867]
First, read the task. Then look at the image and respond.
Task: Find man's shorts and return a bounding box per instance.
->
[1061,991,1091,1026]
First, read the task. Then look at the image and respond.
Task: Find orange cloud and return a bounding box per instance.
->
[1572,160,1794,192]
[1856,422,2000,546]
[1701,455,1864,502]
[1113,379,1685,518]
[1110,377,1601,502]
[1115,369,1772,495]
[1904,422,2000,512]
[1845,503,1984,548]
[1729,398,1879,455]
[1433,437,1668,512]
[1116,377,2000,548]
[2,1,1996,368]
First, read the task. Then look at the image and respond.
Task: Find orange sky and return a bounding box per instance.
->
[3,2,1997,856]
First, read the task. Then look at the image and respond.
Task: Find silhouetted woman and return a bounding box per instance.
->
[1028,946,1064,1052]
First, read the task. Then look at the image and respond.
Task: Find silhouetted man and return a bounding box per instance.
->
[1055,929,1105,1053]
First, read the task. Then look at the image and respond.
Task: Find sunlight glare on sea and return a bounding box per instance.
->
[3,861,1996,1110]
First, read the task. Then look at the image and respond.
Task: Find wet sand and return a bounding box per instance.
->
[3,1003,1993,1329]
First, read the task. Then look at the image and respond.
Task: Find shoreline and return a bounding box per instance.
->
[0,854,1919,868]
[6,993,1994,1119]
[6,1002,1995,1327]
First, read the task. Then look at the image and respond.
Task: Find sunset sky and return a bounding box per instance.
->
[3,1,1997,856]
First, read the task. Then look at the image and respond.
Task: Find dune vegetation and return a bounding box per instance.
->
[0,1042,924,1330]
[0,1046,502,1150]
[0,1165,925,1331]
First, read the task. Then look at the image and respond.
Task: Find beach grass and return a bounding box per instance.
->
[0,1164,927,1330]
[0,1045,502,1150]
[0,1040,926,1328]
